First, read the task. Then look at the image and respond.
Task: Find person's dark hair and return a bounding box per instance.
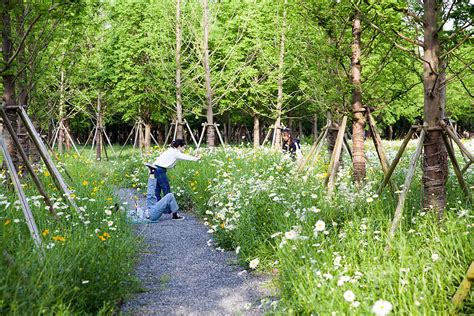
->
[282,128,291,135]
[171,139,185,148]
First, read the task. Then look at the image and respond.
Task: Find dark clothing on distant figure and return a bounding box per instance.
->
[282,139,302,160]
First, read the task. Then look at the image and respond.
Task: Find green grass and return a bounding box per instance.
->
[117,141,473,315]
[0,150,140,315]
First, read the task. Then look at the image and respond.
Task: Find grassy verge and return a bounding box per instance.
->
[0,151,139,315]
[110,141,473,315]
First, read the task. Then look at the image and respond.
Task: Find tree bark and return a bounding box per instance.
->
[387,125,393,140]
[253,113,260,148]
[298,121,303,139]
[95,93,102,160]
[351,9,366,182]
[422,0,448,214]
[272,0,287,150]
[203,0,215,147]
[175,0,184,139]
[312,114,318,140]
[1,1,19,168]
[144,122,151,149]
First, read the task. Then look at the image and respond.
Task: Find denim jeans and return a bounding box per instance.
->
[146,175,179,221]
[154,167,171,201]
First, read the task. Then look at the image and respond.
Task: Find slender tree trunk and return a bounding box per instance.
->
[312,114,318,140]
[298,121,303,139]
[175,0,184,139]
[16,3,29,163]
[272,0,287,150]
[203,0,215,147]
[253,113,260,148]
[64,119,71,151]
[144,122,151,149]
[387,125,393,140]
[351,9,366,182]
[422,0,447,214]
[1,1,19,167]
[95,93,102,160]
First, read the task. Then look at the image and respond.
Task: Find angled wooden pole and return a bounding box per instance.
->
[261,126,273,147]
[164,121,175,146]
[377,127,416,195]
[197,123,207,149]
[184,119,198,147]
[368,112,396,191]
[452,261,474,307]
[18,107,80,214]
[443,124,474,162]
[326,116,347,196]
[441,131,472,201]
[62,121,80,156]
[0,136,42,248]
[386,128,425,251]
[214,123,226,147]
[461,160,472,175]
[118,125,135,158]
[308,126,330,169]
[102,128,116,154]
[41,135,74,182]
[298,124,328,171]
[0,108,56,216]
[80,129,93,154]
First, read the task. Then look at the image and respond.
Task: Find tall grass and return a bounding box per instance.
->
[1,151,139,314]
[120,140,473,315]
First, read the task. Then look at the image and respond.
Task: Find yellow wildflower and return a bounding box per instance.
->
[93,187,99,193]
[98,235,106,241]
[4,219,11,226]
[43,171,50,177]
[220,223,225,229]
[52,236,65,242]
[82,180,89,186]
[106,197,113,201]
[103,232,111,238]
[42,229,49,236]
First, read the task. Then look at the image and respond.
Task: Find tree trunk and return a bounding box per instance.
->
[351,9,366,182]
[203,0,215,147]
[175,0,184,139]
[1,1,19,168]
[387,125,393,140]
[298,121,303,139]
[144,122,151,149]
[253,113,260,148]
[272,0,287,150]
[422,0,448,214]
[95,93,102,160]
[312,114,318,140]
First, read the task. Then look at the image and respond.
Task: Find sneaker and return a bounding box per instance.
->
[144,163,157,173]
[143,208,150,219]
[172,213,185,220]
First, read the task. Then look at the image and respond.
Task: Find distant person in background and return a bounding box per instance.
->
[144,139,200,220]
[281,128,303,161]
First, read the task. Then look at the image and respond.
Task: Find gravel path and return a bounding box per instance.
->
[117,189,274,316]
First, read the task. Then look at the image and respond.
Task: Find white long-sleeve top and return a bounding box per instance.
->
[153,148,199,169]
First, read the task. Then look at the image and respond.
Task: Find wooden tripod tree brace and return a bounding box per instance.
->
[452,261,474,307]
[385,128,425,251]
[17,107,81,214]
[441,131,472,202]
[0,136,42,248]
[298,123,329,171]
[0,108,56,216]
[326,116,347,196]
[378,127,416,195]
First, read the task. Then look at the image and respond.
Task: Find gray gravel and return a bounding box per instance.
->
[117,189,275,316]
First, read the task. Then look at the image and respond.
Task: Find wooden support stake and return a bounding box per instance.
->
[441,131,472,202]
[102,128,116,154]
[298,124,328,171]
[164,122,175,146]
[118,125,135,158]
[214,123,226,147]
[42,135,74,182]
[172,120,179,142]
[0,136,42,248]
[368,113,396,191]
[18,107,81,214]
[308,126,330,170]
[386,129,425,250]
[197,123,207,149]
[452,261,474,306]
[261,126,273,147]
[343,135,352,160]
[461,160,472,175]
[326,116,347,196]
[443,124,474,162]
[0,109,56,216]
[377,127,416,195]
[184,120,198,147]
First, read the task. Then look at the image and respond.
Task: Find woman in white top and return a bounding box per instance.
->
[144,139,200,219]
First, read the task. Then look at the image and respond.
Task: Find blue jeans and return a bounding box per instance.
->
[154,167,171,201]
[146,175,179,221]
